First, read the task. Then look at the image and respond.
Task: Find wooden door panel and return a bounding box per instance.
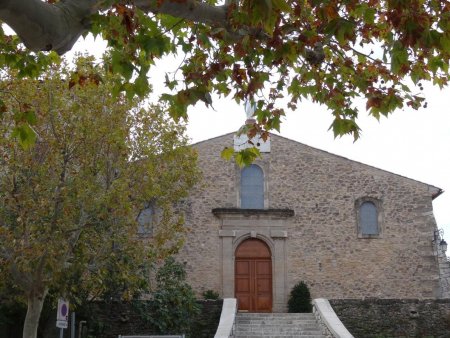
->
[256,295,272,311]
[235,240,272,312]
[236,277,250,292]
[256,278,271,293]
[235,259,272,312]
[236,261,250,293]
[256,261,271,274]
[237,295,251,311]
[236,261,250,274]
[255,261,272,312]
[236,259,251,311]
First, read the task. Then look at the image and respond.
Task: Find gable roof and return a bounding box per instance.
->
[191,132,444,199]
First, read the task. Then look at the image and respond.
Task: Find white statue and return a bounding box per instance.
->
[244,99,256,120]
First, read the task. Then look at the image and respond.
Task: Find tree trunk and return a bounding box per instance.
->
[22,288,48,338]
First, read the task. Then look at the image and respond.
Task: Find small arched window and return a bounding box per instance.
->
[359,201,379,235]
[137,204,153,235]
[240,164,264,209]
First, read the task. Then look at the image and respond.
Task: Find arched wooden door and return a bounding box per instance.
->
[235,239,272,312]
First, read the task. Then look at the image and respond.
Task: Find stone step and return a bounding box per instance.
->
[235,330,323,335]
[234,313,326,338]
[236,319,318,324]
[237,317,317,319]
[235,335,325,338]
[236,329,321,333]
[235,327,323,333]
[237,312,315,318]
[236,322,321,327]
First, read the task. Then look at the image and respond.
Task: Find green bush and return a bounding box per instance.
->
[288,281,312,313]
[151,257,200,336]
[202,290,220,300]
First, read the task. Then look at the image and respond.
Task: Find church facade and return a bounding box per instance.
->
[175,132,444,312]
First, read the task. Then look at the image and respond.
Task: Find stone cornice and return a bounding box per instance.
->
[212,208,294,218]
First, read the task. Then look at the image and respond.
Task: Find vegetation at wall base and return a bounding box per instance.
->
[202,290,220,300]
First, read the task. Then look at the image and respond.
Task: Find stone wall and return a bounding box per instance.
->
[178,133,442,304]
[330,299,450,338]
[437,243,450,298]
[13,300,223,338]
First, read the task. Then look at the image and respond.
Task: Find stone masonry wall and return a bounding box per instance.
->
[178,133,442,302]
[330,299,450,338]
[37,300,223,338]
[437,243,450,298]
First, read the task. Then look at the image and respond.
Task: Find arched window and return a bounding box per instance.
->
[240,164,264,209]
[137,204,153,235]
[359,201,379,235]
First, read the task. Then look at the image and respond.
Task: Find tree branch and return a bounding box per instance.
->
[0,0,228,55]
[10,261,33,290]
[136,0,227,27]
[0,0,98,54]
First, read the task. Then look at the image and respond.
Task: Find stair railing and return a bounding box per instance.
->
[214,298,237,338]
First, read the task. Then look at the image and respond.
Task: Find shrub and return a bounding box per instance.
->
[202,290,220,300]
[288,281,312,313]
[151,257,200,335]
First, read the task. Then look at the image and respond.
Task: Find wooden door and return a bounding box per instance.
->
[235,239,272,312]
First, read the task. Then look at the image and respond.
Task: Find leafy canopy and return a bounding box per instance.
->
[0,56,199,316]
[0,0,448,157]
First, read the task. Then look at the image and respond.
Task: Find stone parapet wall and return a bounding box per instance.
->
[37,300,223,338]
[313,298,354,338]
[330,299,450,338]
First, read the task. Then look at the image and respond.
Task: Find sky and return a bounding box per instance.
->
[71,34,450,246]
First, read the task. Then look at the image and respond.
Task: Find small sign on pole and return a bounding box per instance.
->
[56,298,69,329]
[56,320,68,329]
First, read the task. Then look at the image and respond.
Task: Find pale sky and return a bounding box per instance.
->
[71,34,450,246]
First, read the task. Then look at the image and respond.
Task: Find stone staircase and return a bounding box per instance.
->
[234,312,326,338]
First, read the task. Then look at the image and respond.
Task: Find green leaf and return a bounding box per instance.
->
[12,124,37,149]
[390,42,409,74]
[221,147,235,160]
[134,74,150,98]
[165,73,178,90]
[272,0,292,13]
[428,57,445,74]
[111,51,134,80]
[363,8,376,24]
[235,147,261,167]
[325,19,355,44]
[440,35,450,52]
[267,115,281,132]
[23,110,37,125]
[329,117,361,140]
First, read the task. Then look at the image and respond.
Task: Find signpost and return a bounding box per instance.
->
[56,298,69,337]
